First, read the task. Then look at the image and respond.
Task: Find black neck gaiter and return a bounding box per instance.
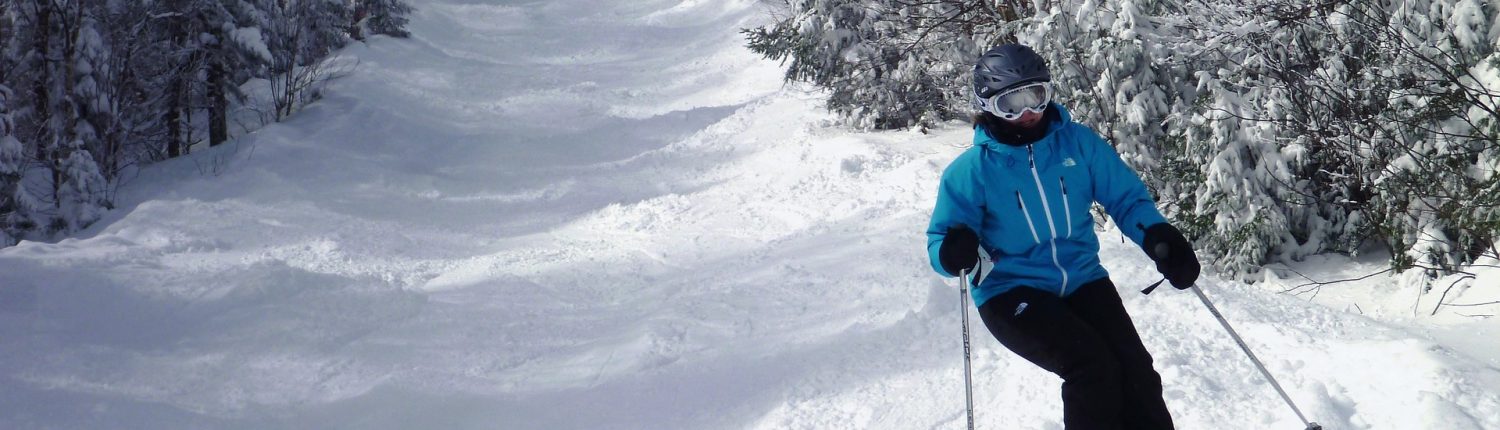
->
[974,105,1060,147]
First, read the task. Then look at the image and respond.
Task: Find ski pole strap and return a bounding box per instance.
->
[1140,278,1166,295]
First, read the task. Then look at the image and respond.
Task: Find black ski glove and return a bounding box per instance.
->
[939,224,980,277]
[1142,223,1200,289]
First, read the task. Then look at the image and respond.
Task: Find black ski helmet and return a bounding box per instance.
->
[973,44,1051,99]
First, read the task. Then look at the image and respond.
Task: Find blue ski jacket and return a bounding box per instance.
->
[927,104,1166,307]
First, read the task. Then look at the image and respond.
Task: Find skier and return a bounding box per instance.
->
[926,43,1201,430]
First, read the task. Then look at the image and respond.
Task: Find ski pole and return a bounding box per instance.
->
[959,268,975,430]
[1188,284,1321,430]
[1148,243,1319,430]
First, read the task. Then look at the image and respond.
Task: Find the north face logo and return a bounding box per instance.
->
[1062,158,1077,167]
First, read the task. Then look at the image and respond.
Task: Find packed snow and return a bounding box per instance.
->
[2,0,1498,429]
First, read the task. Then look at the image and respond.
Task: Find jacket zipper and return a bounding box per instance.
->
[1026,145,1069,297]
[1015,191,1042,245]
[1059,177,1073,239]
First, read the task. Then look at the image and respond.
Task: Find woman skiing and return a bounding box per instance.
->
[925,43,1201,430]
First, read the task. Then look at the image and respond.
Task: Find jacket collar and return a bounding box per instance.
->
[972,103,1072,153]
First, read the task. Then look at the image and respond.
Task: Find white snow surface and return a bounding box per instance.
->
[3,0,1500,429]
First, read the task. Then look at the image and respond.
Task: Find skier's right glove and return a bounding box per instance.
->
[939,224,980,277]
[1142,223,1200,289]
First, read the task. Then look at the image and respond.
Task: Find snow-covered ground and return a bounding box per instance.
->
[2,0,1499,428]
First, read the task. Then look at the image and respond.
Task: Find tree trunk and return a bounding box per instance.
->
[164,3,188,158]
[166,86,183,158]
[30,4,62,208]
[208,55,228,147]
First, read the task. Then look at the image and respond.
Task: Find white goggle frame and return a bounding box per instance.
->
[976,81,1053,121]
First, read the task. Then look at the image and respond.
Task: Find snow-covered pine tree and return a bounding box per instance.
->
[71,12,113,172]
[95,0,173,166]
[58,11,112,229]
[1,0,36,244]
[9,0,60,169]
[749,0,1498,289]
[294,0,351,61]
[0,0,407,247]
[351,0,413,40]
[0,76,35,246]
[1359,0,1500,290]
[1020,0,1198,224]
[1191,66,1305,278]
[4,0,110,234]
[154,0,211,157]
[156,0,274,148]
[1157,1,1316,278]
[1156,0,1499,284]
[209,0,276,146]
[744,0,1018,130]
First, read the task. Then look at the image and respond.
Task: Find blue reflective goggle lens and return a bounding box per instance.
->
[979,82,1051,120]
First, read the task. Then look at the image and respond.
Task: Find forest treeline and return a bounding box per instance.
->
[0,0,412,246]
[747,0,1500,289]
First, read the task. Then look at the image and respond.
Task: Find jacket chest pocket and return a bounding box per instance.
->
[1056,166,1091,218]
[1006,167,1088,243]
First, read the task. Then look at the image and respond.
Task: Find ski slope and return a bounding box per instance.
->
[2,0,1499,428]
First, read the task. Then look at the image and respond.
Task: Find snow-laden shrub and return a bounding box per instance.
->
[743,0,1018,130]
[747,0,1500,290]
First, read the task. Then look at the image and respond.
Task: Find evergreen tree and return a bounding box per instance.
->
[205,0,259,146]
[0,0,30,245]
[352,0,413,40]
[744,0,1018,130]
[97,0,173,166]
[1021,0,1191,204]
[1183,0,1496,282]
[748,0,1500,290]
[0,80,35,246]
[155,0,272,148]
[6,0,109,234]
[0,0,412,247]
[293,0,350,61]
[56,10,111,230]
[1362,0,1500,285]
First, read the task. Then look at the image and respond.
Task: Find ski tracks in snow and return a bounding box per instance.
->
[2,0,1499,429]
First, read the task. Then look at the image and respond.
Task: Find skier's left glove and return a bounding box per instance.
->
[1142,223,1200,289]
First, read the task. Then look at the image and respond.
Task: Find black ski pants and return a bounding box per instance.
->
[977,277,1175,430]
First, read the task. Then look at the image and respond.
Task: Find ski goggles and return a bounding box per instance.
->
[976,81,1052,121]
